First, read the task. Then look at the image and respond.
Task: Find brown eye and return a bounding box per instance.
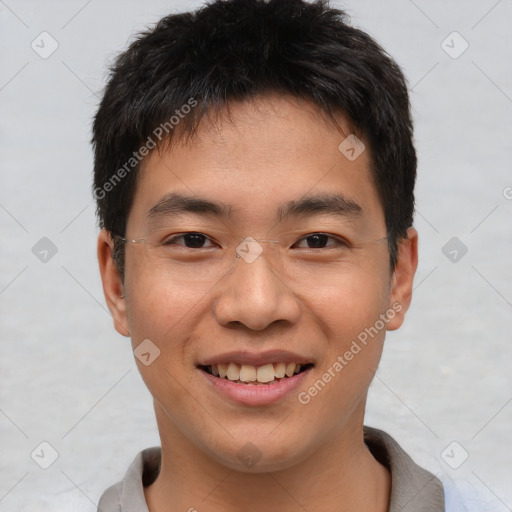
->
[162,233,214,248]
[293,233,346,249]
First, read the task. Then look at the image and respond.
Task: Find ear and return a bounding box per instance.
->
[97,229,130,337]
[386,227,418,331]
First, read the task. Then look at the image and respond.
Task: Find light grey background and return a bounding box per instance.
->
[1,0,511,510]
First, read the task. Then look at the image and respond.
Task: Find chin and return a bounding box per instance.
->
[206,431,312,474]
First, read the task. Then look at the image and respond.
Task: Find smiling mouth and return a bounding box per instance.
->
[200,362,314,384]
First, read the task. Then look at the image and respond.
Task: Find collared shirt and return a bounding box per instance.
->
[97,426,446,511]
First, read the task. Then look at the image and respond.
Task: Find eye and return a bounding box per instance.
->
[161,232,216,249]
[292,233,348,249]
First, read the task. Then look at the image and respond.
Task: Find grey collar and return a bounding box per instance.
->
[98,426,445,512]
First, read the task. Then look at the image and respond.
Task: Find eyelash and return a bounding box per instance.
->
[161,232,350,250]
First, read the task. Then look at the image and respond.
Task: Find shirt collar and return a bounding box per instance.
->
[364,426,445,511]
[99,426,445,512]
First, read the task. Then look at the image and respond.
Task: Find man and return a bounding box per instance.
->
[93,0,450,510]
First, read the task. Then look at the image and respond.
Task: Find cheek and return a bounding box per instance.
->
[302,261,392,402]
[123,269,203,414]
[123,266,210,405]
[303,260,392,338]
[124,255,209,342]
[298,278,390,432]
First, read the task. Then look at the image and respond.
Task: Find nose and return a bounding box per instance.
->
[212,245,301,331]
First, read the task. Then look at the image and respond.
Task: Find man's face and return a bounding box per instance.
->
[100,95,416,472]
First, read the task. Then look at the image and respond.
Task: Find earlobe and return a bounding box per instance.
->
[97,229,131,337]
[386,227,418,331]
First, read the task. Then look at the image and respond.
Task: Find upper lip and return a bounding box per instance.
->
[198,349,314,367]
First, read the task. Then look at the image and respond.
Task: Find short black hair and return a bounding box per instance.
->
[92,0,416,275]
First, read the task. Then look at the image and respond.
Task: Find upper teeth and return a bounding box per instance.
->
[210,362,303,383]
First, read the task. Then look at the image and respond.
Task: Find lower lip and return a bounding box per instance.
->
[199,367,313,406]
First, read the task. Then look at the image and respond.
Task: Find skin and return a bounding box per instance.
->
[98,94,418,512]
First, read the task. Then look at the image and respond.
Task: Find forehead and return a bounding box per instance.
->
[127,95,385,233]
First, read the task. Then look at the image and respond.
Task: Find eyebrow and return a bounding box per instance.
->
[276,193,362,222]
[147,192,363,223]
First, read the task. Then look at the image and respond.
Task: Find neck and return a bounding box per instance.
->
[144,405,390,512]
